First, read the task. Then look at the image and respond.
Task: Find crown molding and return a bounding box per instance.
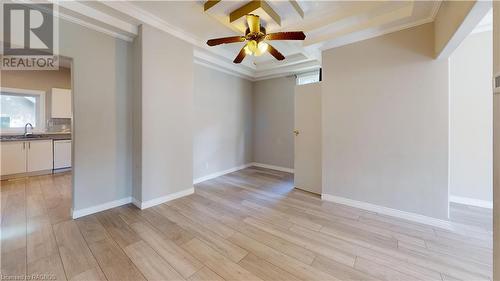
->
[254,59,321,81]
[194,48,255,80]
[193,47,321,81]
[56,1,138,36]
[194,58,254,81]
[99,1,199,46]
[42,1,446,80]
[319,16,434,51]
[12,0,136,42]
[58,12,134,42]
[430,1,443,20]
[99,1,257,71]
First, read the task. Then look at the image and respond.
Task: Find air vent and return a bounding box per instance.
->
[495,73,500,94]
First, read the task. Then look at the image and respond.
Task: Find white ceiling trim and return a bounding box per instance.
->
[318,1,441,52]
[99,1,199,46]
[193,48,256,79]
[430,1,443,19]
[41,1,445,80]
[55,7,134,42]
[193,47,321,82]
[306,3,415,46]
[319,16,434,51]
[12,0,135,42]
[194,58,254,81]
[436,1,492,60]
[254,61,321,81]
[99,1,258,71]
[55,1,138,36]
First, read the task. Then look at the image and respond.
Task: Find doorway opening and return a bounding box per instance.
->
[0,55,74,224]
[448,9,493,231]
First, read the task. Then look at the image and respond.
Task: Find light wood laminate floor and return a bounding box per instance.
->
[1,167,492,280]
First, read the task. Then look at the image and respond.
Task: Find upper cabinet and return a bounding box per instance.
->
[51,88,72,118]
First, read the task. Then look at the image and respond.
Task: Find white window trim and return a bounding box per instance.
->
[1,87,46,134]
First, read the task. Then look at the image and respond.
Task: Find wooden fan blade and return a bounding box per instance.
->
[266,31,306,41]
[207,36,245,46]
[246,14,260,33]
[233,44,247,63]
[267,44,285,61]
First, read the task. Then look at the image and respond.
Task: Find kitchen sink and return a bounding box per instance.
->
[0,134,45,140]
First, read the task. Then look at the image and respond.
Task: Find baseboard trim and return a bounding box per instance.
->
[193,163,253,184]
[251,162,294,173]
[321,194,452,229]
[135,187,194,210]
[72,196,132,219]
[450,195,492,209]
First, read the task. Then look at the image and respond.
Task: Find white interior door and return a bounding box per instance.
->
[294,82,322,194]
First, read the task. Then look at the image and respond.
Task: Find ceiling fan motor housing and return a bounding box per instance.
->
[245,26,267,43]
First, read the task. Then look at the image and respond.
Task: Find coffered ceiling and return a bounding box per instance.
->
[29,0,442,80]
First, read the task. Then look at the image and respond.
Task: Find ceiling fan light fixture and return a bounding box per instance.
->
[247,40,258,53]
[206,14,305,63]
[246,40,269,56]
[258,42,269,54]
[244,44,253,55]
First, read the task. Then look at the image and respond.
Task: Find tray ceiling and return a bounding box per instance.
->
[10,0,442,80]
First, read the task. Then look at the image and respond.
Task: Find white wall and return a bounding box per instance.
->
[193,64,253,180]
[449,31,493,205]
[322,23,450,219]
[58,20,133,212]
[253,76,295,169]
[138,24,194,203]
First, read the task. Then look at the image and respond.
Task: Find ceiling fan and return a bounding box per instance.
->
[206,14,306,64]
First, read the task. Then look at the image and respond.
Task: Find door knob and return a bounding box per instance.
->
[294,130,299,136]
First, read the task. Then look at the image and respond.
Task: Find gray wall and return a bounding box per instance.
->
[450,31,493,203]
[132,27,143,202]
[58,20,133,212]
[193,64,253,180]
[492,2,499,278]
[322,23,450,219]
[140,24,194,202]
[253,76,295,169]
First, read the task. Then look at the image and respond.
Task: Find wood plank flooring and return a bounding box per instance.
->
[0,167,492,280]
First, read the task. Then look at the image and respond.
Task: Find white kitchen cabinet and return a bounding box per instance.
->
[54,140,71,169]
[27,140,53,172]
[51,88,72,118]
[1,141,27,176]
[0,140,53,177]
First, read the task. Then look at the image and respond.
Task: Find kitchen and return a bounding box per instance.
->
[1,64,72,179]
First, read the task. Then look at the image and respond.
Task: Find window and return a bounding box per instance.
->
[296,69,321,85]
[0,87,45,132]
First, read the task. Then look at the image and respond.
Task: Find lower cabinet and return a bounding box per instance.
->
[1,141,26,176]
[27,140,53,172]
[0,140,53,177]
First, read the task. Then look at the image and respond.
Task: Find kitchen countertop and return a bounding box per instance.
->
[0,133,71,142]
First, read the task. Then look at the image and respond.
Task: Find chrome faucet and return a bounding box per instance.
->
[24,123,33,137]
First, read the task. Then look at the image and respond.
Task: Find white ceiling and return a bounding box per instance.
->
[39,0,442,80]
